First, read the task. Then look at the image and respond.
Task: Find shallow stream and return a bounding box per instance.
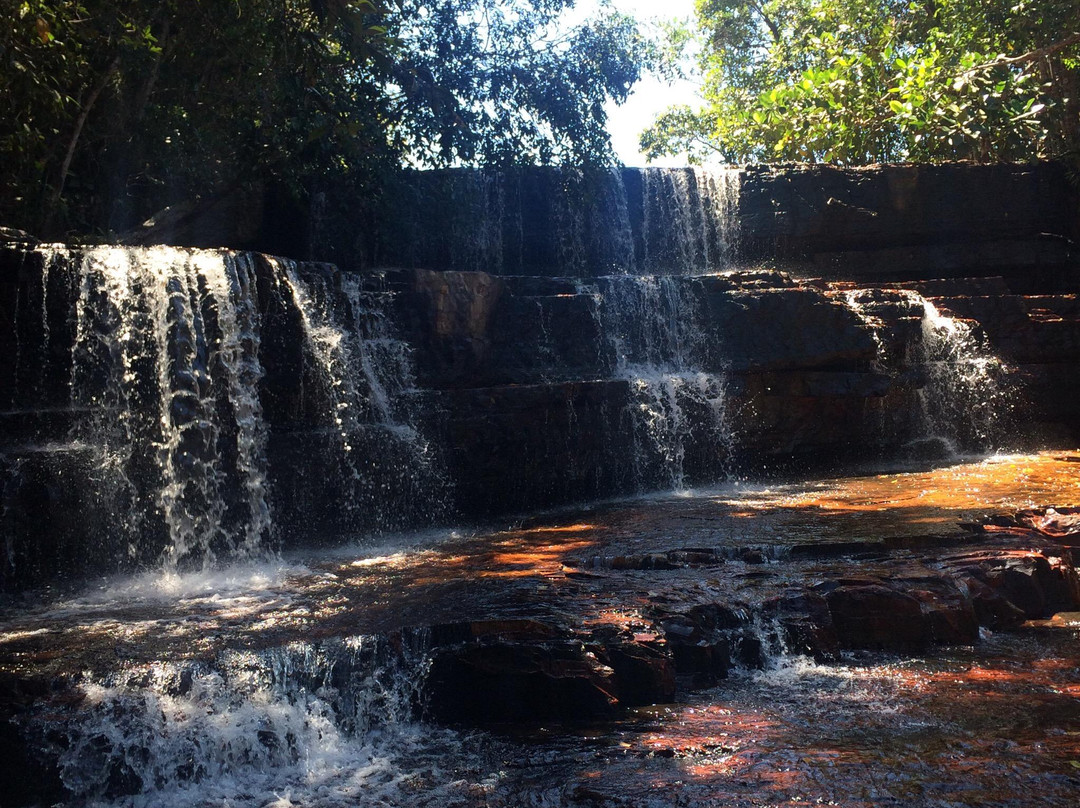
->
[2,452,1078,806]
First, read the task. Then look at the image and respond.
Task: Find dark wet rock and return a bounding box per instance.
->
[325,163,1077,287]
[666,636,731,687]
[428,619,560,646]
[731,632,766,668]
[430,380,635,516]
[651,611,736,686]
[740,548,767,564]
[824,583,931,651]
[666,549,723,565]
[893,571,979,645]
[894,277,1015,297]
[0,674,72,807]
[814,568,983,649]
[685,603,747,632]
[705,288,877,373]
[405,269,507,388]
[761,591,841,662]
[118,184,266,250]
[997,558,1055,617]
[738,163,1076,286]
[788,540,882,559]
[590,553,681,571]
[425,641,618,722]
[0,227,39,247]
[940,546,1078,621]
[598,642,676,706]
[952,570,1029,629]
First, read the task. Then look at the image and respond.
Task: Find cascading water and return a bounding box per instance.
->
[835,286,1014,456]
[917,299,1014,451]
[276,260,446,533]
[43,634,489,807]
[2,246,446,582]
[67,246,272,569]
[378,166,742,276]
[639,167,742,275]
[586,275,734,491]
[565,169,743,490]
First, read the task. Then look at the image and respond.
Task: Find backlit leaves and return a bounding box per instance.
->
[643,0,1080,164]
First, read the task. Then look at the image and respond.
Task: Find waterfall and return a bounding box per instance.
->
[588,275,734,491]
[43,635,475,807]
[917,299,1013,451]
[376,167,741,276]
[835,286,1014,455]
[67,246,272,569]
[276,261,446,533]
[3,246,445,581]
[631,167,743,275]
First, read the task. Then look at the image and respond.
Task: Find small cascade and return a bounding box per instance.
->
[639,167,742,275]
[834,286,1014,455]
[67,246,272,569]
[375,167,742,276]
[588,275,734,491]
[838,288,887,361]
[917,299,1014,451]
[42,635,479,807]
[276,261,446,533]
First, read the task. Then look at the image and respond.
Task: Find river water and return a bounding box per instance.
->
[2,451,1078,806]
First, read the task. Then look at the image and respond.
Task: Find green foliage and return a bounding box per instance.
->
[0,0,650,237]
[642,0,1080,164]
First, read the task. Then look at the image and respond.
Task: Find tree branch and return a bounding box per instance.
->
[749,1,782,46]
[965,32,1080,73]
[45,52,121,231]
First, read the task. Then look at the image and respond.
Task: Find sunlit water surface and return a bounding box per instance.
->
[2,451,1079,806]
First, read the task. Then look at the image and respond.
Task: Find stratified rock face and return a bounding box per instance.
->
[2,163,1079,589]
[0,247,447,587]
[319,163,1077,289]
[739,163,1076,279]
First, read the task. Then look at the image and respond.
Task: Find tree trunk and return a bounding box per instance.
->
[43,53,122,235]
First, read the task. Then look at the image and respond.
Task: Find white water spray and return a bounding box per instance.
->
[588,275,735,491]
[68,247,272,568]
[276,260,445,531]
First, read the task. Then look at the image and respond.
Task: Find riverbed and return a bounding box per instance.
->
[1,451,1078,806]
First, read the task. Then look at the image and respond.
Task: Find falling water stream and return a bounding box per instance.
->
[918,298,1014,450]
[67,247,273,568]
[276,260,445,532]
[839,286,1016,456]
[586,274,733,491]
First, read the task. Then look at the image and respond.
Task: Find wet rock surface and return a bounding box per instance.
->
[2,453,1079,805]
[5,232,1080,589]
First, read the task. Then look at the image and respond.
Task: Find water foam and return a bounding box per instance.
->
[47,636,494,808]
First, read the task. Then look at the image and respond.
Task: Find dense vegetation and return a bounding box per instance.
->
[1,0,649,238]
[642,0,1080,164]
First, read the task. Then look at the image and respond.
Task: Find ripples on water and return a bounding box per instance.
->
[4,453,1080,806]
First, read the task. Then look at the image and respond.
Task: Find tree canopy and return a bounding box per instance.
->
[642,0,1080,165]
[1,0,650,237]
